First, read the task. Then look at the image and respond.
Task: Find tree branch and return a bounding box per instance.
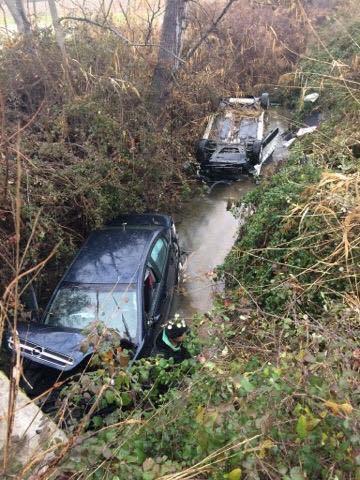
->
[59,16,186,63]
[59,15,132,43]
[185,0,238,61]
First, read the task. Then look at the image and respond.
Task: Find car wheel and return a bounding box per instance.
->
[260,92,270,110]
[195,139,217,164]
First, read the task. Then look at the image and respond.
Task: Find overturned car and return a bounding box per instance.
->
[196,94,279,179]
[6,214,181,395]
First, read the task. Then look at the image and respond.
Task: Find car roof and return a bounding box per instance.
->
[62,225,164,285]
[107,213,172,228]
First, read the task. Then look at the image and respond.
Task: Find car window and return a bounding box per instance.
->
[150,237,168,274]
[144,267,156,313]
[44,284,138,340]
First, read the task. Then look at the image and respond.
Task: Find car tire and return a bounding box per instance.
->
[260,92,270,110]
[195,139,217,164]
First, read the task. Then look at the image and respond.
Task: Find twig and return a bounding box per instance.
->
[185,0,239,61]
[59,16,186,63]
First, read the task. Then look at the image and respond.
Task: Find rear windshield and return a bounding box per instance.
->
[44,284,138,340]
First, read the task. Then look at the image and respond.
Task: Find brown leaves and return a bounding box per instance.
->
[223,298,233,308]
[324,400,353,416]
[352,349,360,370]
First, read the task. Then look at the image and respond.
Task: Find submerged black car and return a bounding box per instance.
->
[7,214,180,393]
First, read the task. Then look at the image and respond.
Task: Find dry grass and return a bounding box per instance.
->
[284,171,360,309]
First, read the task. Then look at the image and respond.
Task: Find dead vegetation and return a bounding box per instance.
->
[287,172,360,310]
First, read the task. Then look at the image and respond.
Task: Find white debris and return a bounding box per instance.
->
[254,163,262,175]
[228,97,255,105]
[297,126,317,137]
[283,137,296,148]
[304,92,319,103]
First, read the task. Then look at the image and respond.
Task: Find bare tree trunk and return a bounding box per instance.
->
[48,0,74,94]
[4,0,31,34]
[151,0,187,110]
[48,0,66,58]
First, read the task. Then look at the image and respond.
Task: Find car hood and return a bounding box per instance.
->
[8,322,91,372]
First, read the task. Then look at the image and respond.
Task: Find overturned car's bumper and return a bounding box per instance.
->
[198,162,252,180]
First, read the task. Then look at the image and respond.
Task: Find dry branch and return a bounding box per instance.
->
[59,16,186,63]
[185,0,239,60]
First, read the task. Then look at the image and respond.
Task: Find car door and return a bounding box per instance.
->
[141,236,169,354]
[148,236,170,320]
[166,230,179,300]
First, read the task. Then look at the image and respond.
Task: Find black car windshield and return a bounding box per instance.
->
[44,284,138,340]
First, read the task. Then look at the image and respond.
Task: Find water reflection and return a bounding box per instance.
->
[172,178,253,318]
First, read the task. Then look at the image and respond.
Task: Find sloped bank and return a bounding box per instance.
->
[0,371,67,474]
[217,18,360,480]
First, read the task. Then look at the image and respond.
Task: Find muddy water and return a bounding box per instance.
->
[172,110,290,319]
[172,180,253,318]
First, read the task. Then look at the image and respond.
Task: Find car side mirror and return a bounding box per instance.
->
[148,314,161,327]
[30,309,40,322]
[20,284,40,322]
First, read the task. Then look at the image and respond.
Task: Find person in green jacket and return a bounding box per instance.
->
[154,318,192,363]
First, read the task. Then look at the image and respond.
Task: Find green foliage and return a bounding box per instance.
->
[59,316,358,479]
[221,156,322,313]
[222,18,360,315]
[1,6,359,480]
[57,323,201,432]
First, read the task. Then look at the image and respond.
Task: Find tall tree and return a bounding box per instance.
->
[4,0,30,34]
[151,0,187,110]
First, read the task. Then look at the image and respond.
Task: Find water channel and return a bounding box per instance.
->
[172,109,290,319]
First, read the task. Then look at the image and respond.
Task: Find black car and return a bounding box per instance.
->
[7,214,180,393]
